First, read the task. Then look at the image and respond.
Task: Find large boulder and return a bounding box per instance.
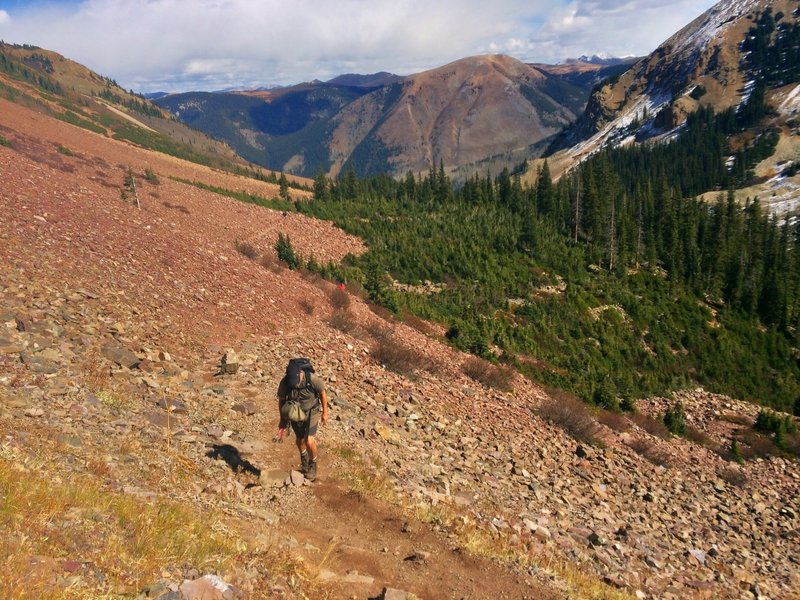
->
[220,349,239,375]
[101,342,141,369]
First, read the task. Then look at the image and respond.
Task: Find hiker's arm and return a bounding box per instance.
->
[278,397,288,429]
[320,390,329,424]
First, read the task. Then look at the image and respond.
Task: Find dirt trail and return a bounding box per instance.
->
[95,98,159,132]
[263,432,552,600]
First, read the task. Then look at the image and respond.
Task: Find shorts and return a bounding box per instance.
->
[290,408,320,439]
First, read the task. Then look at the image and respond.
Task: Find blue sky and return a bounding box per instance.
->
[0,0,718,93]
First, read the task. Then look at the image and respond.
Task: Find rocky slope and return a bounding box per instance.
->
[1,98,800,599]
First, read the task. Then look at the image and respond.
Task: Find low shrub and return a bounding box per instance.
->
[596,409,631,432]
[716,465,748,487]
[260,252,283,273]
[162,201,190,214]
[401,311,439,337]
[663,401,687,436]
[327,286,351,310]
[754,409,797,436]
[537,389,598,443]
[629,412,671,439]
[626,437,673,467]
[144,167,160,184]
[371,336,427,378]
[461,357,514,392]
[752,409,800,455]
[326,309,364,337]
[368,302,395,323]
[592,380,620,411]
[684,425,714,447]
[366,321,393,341]
[275,232,300,269]
[738,429,783,459]
[235,241,258,260]
[298,299,315,315]
[345,280,368,302]
[718,412,752,426]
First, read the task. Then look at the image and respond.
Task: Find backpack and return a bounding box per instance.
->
[281,358,319,423]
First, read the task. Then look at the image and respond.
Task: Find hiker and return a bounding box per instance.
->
[276,358,328,481]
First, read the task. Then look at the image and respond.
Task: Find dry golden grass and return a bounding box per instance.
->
[79,349,137,409]
[329,444,395,503]
[0,451,236,597]
[0,426,317,599]
[409,499,635,600]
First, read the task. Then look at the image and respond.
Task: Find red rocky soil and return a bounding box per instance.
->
[1,98,799,600]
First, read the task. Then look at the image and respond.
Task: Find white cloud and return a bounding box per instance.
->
[0,0,718,92]
[528,0,718,60]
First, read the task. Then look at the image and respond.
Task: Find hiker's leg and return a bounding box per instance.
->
[305,412,321,460]
[291,421,307,453]
[306,435,318,460]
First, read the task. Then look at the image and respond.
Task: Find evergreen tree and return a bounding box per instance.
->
[312,169,330,202]
[663,401,687,436]
[279,172,290,202]
[275,233,300,269]
[536,160,554,218]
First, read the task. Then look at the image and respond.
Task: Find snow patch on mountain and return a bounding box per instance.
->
[664,0,759,57]
[778,83,800,116]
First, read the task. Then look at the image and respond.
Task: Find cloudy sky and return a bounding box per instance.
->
[0,0,718,93]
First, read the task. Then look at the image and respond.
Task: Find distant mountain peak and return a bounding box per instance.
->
[565,54,634,66]
[325,72,402,88]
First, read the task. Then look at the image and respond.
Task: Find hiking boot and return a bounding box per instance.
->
[305,459,317,481]
[300,452,310,474]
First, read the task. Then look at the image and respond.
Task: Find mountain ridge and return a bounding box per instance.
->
[155,54,595,179]
[548,0,768,161]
